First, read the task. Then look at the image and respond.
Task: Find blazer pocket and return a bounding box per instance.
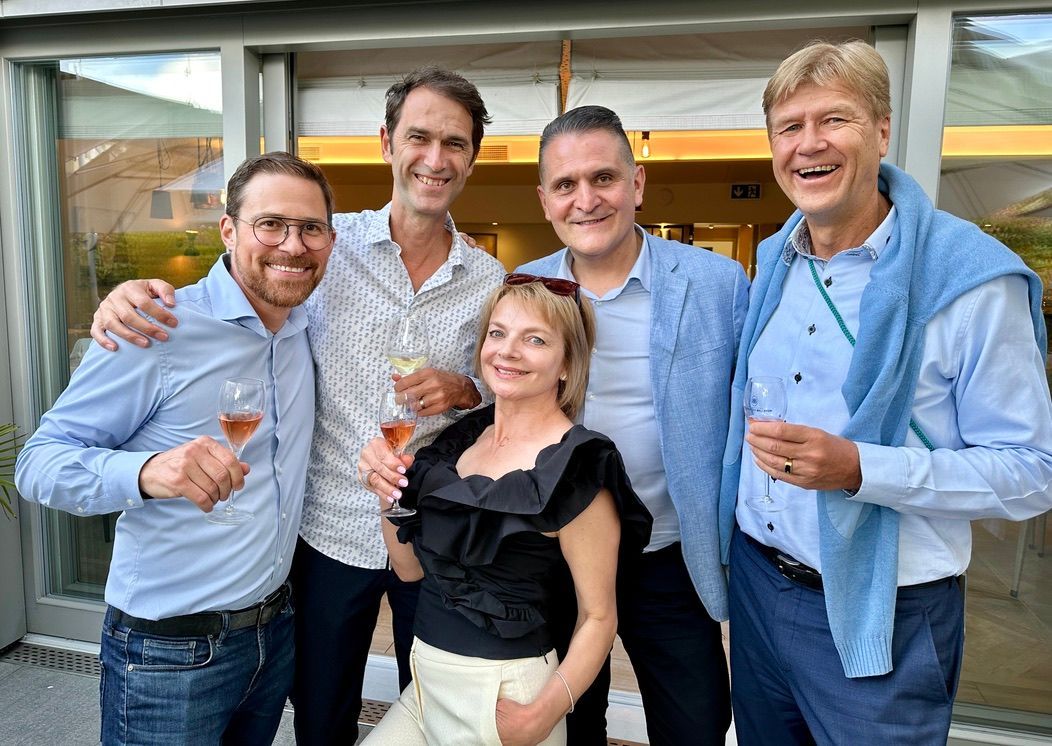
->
[674,341,728,374]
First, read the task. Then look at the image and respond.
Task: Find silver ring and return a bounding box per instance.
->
[359,468,375,487]
[419,397,425,410]
[784,458,793,475]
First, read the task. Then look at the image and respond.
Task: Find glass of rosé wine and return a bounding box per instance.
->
[378,390,418,517]
[208,377,265,525]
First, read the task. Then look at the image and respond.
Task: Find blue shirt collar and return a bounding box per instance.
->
[782,206,898,265]
[554,225,652,296]
[206,253,308,335]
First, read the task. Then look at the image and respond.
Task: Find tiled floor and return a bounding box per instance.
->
[957,516,1052,716]
[1,516,1046,745]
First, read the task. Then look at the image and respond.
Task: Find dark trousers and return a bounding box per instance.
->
[728,529,965,746]
[289,537,420,745]
[559,542,732,746]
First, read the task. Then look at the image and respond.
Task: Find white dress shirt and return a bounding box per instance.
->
[300,204,507,569]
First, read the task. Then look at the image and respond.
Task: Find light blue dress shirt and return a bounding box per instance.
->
[552,230,679,551]
[738,208,1052,584]
[16,255,315,619]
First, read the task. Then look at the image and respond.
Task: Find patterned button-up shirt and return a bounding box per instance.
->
[300,203,507,568]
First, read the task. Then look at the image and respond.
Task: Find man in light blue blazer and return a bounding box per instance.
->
[518,106,749,745]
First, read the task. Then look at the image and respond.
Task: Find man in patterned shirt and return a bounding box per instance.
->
[89,67,507,744]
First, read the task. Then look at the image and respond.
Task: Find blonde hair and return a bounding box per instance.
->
[474,281,596,421]
[763,40,891,128]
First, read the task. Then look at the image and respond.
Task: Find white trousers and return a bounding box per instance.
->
[364,637,566,745]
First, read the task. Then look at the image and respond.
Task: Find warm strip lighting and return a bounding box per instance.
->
[299,131,775,164]
[298,135,543,164]
[941,125,1052,157]
[299,125,1052,165]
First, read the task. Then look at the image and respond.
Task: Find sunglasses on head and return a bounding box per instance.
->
[503,273,581,306]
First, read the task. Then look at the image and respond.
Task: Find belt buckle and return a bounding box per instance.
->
[775,553,801,568]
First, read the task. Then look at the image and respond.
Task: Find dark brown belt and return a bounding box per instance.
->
[109,582,290,637]
[743,533,957,593]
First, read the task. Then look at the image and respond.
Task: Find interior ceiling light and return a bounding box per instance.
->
[641,131,651,159]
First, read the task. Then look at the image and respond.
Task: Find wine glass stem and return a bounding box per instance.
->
[226,445,245,513]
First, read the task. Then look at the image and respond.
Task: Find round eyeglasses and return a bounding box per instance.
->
[231,215,334,251]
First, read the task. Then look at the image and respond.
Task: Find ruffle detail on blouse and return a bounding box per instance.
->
[395,406,652,640]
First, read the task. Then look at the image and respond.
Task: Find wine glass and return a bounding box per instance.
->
[209,377,265,525]
[743,376,788,513]
[378,390,418,517]
[385,314,430,375]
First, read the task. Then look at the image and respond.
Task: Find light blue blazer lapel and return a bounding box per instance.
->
[648,238,687,416]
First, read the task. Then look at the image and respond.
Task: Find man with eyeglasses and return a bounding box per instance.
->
[516,105,749,745]
[17,152,334,744]
[88,67,506,744]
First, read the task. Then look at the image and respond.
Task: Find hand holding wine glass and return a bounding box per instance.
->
[386,314,430,375]
[209,377,265,525]
[378,390,418,517]
[744,376,788,513]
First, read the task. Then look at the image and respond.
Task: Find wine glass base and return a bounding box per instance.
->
[746,495,787,513]
[207,508,255,525]
[380,506,417,518]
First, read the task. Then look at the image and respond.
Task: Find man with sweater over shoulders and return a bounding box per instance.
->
[718,40,1052,745]
[519,105,748,745]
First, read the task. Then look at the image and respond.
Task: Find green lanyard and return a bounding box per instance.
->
[807,258,935,452]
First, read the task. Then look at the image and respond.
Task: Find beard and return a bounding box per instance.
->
[232,249,323,309]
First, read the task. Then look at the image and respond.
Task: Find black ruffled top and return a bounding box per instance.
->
[394,406,652,660]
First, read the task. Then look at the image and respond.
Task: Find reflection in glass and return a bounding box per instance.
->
[940,13,1052,730]
[20,52,224,601]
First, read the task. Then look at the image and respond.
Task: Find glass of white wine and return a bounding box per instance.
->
[378,390,417,518]
[209,377,264,525]
[744,376,788,513]
[385,314,430,375]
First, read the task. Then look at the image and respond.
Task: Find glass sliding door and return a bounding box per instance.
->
[939,11,1052,735]
[16,51,223,611]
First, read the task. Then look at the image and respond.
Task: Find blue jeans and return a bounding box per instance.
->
[729,529,964,746]
[99,598,294,745]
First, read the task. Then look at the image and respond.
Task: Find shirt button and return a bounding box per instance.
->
[592,347,598,354]
[278,556,284,563]
[794,372,803,383]
[276,466,283,476]
[808,324,816,335]
[127,499,134,506]
[281,512,287,520]
[587,393,596,400]
[76,507,85,513]
[824,276,833,288]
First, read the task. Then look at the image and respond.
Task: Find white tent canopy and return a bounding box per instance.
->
[296,42,562,136]
[566,27,869,131]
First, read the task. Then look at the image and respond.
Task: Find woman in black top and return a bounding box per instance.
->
[359,275,650,745]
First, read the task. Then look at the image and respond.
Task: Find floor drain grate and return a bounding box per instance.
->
[359,698,390,725]
[0,642,101,677]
